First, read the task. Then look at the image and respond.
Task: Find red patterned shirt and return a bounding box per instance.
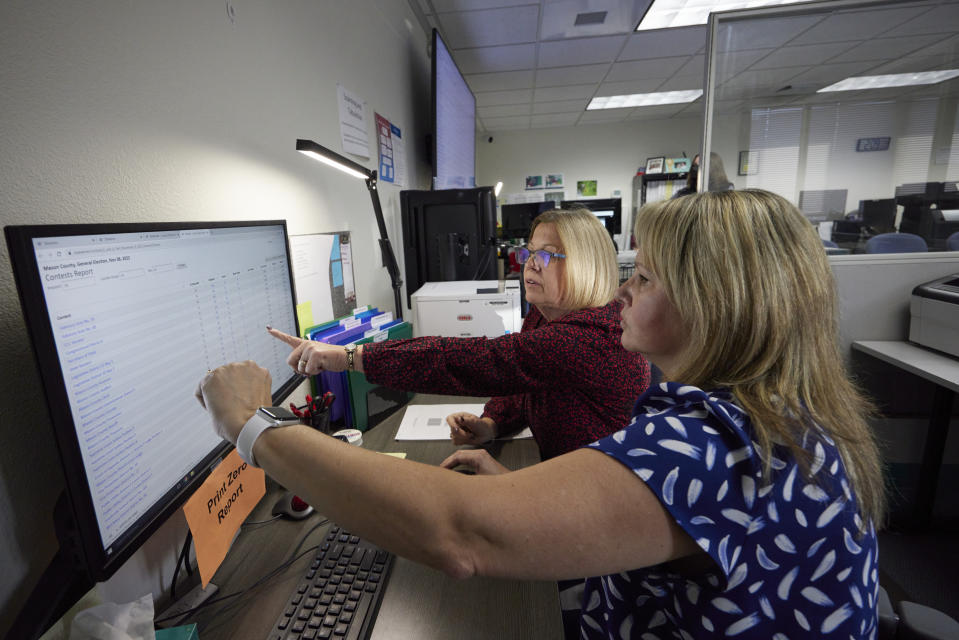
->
[362,301,650,459]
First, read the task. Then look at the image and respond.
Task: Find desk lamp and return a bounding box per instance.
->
[296,138,403,320]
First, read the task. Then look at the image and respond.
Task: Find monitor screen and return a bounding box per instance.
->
[798,189,848,223]
[560,198,622,235]
[432,28,476,190]
[4,220,301,581]
[500,202,552,240]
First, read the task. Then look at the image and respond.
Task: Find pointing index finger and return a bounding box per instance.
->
[267,326,304,347]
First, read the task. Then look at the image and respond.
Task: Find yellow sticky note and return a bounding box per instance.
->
[379,452,407,459]
[296,302,314,338]
[182,449,266,587]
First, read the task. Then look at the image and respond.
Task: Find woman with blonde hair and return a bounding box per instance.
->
[202,189,883,638]
[270,207,650,463]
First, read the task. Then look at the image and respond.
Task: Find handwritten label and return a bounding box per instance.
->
[182,449,265,587]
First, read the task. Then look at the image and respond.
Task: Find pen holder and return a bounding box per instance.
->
[310,408,331,434]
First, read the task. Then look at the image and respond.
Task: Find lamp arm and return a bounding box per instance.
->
[365,172,404,320]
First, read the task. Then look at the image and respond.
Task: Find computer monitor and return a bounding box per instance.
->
[5,221,301,612]
[559,198,622,234]
[400,187,498,306]
[859,198,897,233]
[500,202,552,240]
[798,189,848,223]
[431,28,476,190]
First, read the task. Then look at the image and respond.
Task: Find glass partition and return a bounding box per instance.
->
[701,0,959,254]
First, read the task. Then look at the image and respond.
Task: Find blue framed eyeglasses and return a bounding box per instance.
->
[515,246,566,268]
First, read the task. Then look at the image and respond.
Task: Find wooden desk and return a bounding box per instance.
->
[852,340,959,529]
[190,394,562,639]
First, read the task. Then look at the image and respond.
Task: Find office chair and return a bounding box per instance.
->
[878,585,959,640]
[864,232,928,254]
[947,231,959,251]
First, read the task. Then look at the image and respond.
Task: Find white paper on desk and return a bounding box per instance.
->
[395,404,533,441]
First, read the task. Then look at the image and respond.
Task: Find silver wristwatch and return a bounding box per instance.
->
[235,406,300,467]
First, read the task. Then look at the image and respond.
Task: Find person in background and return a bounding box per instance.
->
[198,189,885,638]
[673,152,734,198]
[268,208,650,463]
[706,151,735,191]
[672,153,699,198]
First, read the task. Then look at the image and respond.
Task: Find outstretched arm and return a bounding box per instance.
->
[197,361,702,581]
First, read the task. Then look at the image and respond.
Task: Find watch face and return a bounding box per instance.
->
[260,406,298,421]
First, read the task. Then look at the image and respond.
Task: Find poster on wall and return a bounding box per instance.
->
[577,180,597,197]
[525,175,544,190]
[375,113,395,183]
[373,113,407,188]
[545,173,564,188]
[337,84,371,159]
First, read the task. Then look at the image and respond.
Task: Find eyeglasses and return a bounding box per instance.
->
[515,246,566,268]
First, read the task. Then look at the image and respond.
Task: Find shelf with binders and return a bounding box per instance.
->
[638,171,689,205]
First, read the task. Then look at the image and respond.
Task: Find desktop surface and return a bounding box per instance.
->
[187,394,562,640]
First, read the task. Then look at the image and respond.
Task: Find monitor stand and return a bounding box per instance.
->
[7,492,94,640]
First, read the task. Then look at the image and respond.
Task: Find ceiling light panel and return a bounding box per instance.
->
[588,89,703,109]
[638,0,811,31]
[818,69,959,92]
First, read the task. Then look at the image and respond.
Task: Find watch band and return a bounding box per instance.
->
[236,409,298,467]
[345,343,356,371]
[236,411,273,467]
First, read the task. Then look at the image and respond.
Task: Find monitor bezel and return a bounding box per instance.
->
[4,219,301,581]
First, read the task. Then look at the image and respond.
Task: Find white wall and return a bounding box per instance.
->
[0,1,430,635]
[476,115,705,248]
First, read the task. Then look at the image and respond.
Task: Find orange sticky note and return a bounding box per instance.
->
[182,449,266,587]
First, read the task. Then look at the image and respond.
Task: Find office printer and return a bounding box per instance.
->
[909,274,959,358]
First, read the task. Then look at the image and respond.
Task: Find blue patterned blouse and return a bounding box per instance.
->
[581,382,879,639]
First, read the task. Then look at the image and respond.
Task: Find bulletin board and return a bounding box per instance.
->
[289,231,357,334]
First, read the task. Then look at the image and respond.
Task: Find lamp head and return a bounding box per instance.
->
[296,139,371,181]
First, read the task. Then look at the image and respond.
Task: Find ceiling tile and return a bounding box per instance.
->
[579,109,631,124]
[712,49,776,77]
[626,104,689,120]
[751,42,854,70]
[534,84,598,101]
[595,77,670,96]
[675,54,706,78]
[536,64,611,87]
[874,3,959,38]
[531,112,582,128]
[871,54,959,75]
[475,88,534,106]
[465,69,536,93]
[656,75,703,92]
[481,114,533,131]
[836,35,942,63]
[532,98,590,114]
[620,25,707,60]
[607,56,688,81]
[429,0,530,12]
[540,0,651,39]
[478,103,532,118]
[786,60,879,86]
[454,43,537,74]
[790,6,929,45]
[436,6,540,48]
[538,35,627,67]
[715,14,824,52]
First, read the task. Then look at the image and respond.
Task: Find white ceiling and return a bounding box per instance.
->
[410,0,959,133]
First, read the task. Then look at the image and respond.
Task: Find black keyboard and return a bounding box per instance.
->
[268,525,394,640]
